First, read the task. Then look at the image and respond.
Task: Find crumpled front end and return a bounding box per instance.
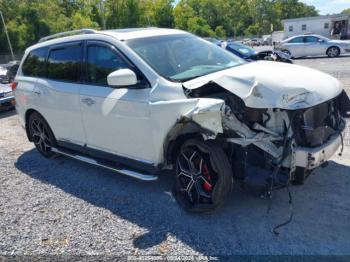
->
[178,77,350,196]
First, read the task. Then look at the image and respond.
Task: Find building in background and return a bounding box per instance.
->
[282,14,350,40]
[271,31,285,45]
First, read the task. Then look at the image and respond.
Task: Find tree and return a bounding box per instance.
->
[105,0,141,28]
[341,8,350,14]
[0,0,322,52]
[140,0,174,27]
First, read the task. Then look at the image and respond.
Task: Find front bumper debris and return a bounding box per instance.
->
[294,133,342,169]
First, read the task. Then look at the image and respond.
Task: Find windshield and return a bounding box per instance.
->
[318,35,330,41]
[227,43,256,56]
[126,34,244,82]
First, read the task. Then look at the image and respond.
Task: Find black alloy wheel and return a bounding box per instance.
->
[28,112,56,157]
[173,139,233,213]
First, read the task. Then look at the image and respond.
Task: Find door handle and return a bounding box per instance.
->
[32,87,41,95]
[81,97,96,106]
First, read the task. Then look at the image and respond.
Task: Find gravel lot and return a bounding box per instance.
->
[1,56,350,257]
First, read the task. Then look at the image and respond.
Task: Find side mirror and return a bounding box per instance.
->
[107,69,137,87]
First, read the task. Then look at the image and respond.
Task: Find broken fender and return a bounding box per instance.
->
[182,98,225,134]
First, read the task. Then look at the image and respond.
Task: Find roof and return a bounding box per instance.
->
[282,13,350,23]
[27,27,188,53]
[101,27,187,40]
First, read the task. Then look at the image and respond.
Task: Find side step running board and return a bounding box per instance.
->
[51,147,158,181]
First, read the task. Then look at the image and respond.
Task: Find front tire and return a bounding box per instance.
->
[172,139,233,213]
[327,46,340,58]
[28,112,56,157]
[281,49,291,56]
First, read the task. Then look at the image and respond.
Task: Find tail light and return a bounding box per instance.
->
[11,81,18,91]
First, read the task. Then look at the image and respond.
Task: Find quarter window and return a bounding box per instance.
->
[22,47,48,77]
[289,25,293,32]
[302,24,307,31]
[47,44,81,82]
[86,45,130,86]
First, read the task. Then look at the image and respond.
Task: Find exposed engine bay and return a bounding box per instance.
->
[182,82,350,196]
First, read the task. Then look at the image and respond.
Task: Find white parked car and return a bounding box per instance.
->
[14,28,350,212]
[275,34,350,58]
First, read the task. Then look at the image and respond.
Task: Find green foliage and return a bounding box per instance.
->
[341,8,350,14]
[215,26,226,38]
[173,0,318,38]
[0,0,320,52]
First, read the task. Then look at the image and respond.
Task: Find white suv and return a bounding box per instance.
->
[15,28,350,212]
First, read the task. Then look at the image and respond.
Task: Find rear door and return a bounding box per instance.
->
[34,42,87,145]
[285,37,306,57]
[79,41,155,163]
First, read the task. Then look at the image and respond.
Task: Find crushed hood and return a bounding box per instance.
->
[183,61,343,109]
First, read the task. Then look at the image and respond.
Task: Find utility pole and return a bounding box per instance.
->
[99,0,106,29]
[0,10,15,61]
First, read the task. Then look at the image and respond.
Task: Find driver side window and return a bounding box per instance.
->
[86,44,130,86]
[289,37,304,43]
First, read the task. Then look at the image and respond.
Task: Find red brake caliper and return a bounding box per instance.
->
[202,164,212,192]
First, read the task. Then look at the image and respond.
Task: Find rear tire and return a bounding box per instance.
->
[172,139,233,213]
[327,46,340,58]
[28,112,57,158]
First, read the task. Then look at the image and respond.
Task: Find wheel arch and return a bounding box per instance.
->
[24,109,55,142]
[327,45,341,55]
[163,121,211,168]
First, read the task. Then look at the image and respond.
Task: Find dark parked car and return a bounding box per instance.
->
[6,62,19,83]
[0,61,20,84]
[226,42,293,63]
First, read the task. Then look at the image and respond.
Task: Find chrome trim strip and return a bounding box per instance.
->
[51,147,158,181]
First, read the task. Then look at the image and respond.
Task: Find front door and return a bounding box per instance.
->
[304,36,325,56]
[79,41,155,163]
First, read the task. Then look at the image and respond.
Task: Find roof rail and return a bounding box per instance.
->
[39,29,98,43]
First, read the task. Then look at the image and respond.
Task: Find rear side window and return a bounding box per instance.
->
[305,36,318,43]
[47,44,81,82]
[86,44,130,85]
[22,47,48,77]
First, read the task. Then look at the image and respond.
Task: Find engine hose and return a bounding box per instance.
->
[339,131,344,157]
[263,112,271,126]
[267,111,298,234]
[273,183,294,236]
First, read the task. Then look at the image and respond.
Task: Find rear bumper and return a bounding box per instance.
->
[294,133,342,169]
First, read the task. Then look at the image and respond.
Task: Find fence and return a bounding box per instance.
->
[0,53,23,64]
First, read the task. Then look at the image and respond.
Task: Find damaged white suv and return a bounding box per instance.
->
[15,28,350,212]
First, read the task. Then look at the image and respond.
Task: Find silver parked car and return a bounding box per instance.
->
[275,34,350,58]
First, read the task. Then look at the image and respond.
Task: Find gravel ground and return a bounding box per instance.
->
[1,57,350,257]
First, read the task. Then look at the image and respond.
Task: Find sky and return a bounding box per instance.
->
[300,0,350,15]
